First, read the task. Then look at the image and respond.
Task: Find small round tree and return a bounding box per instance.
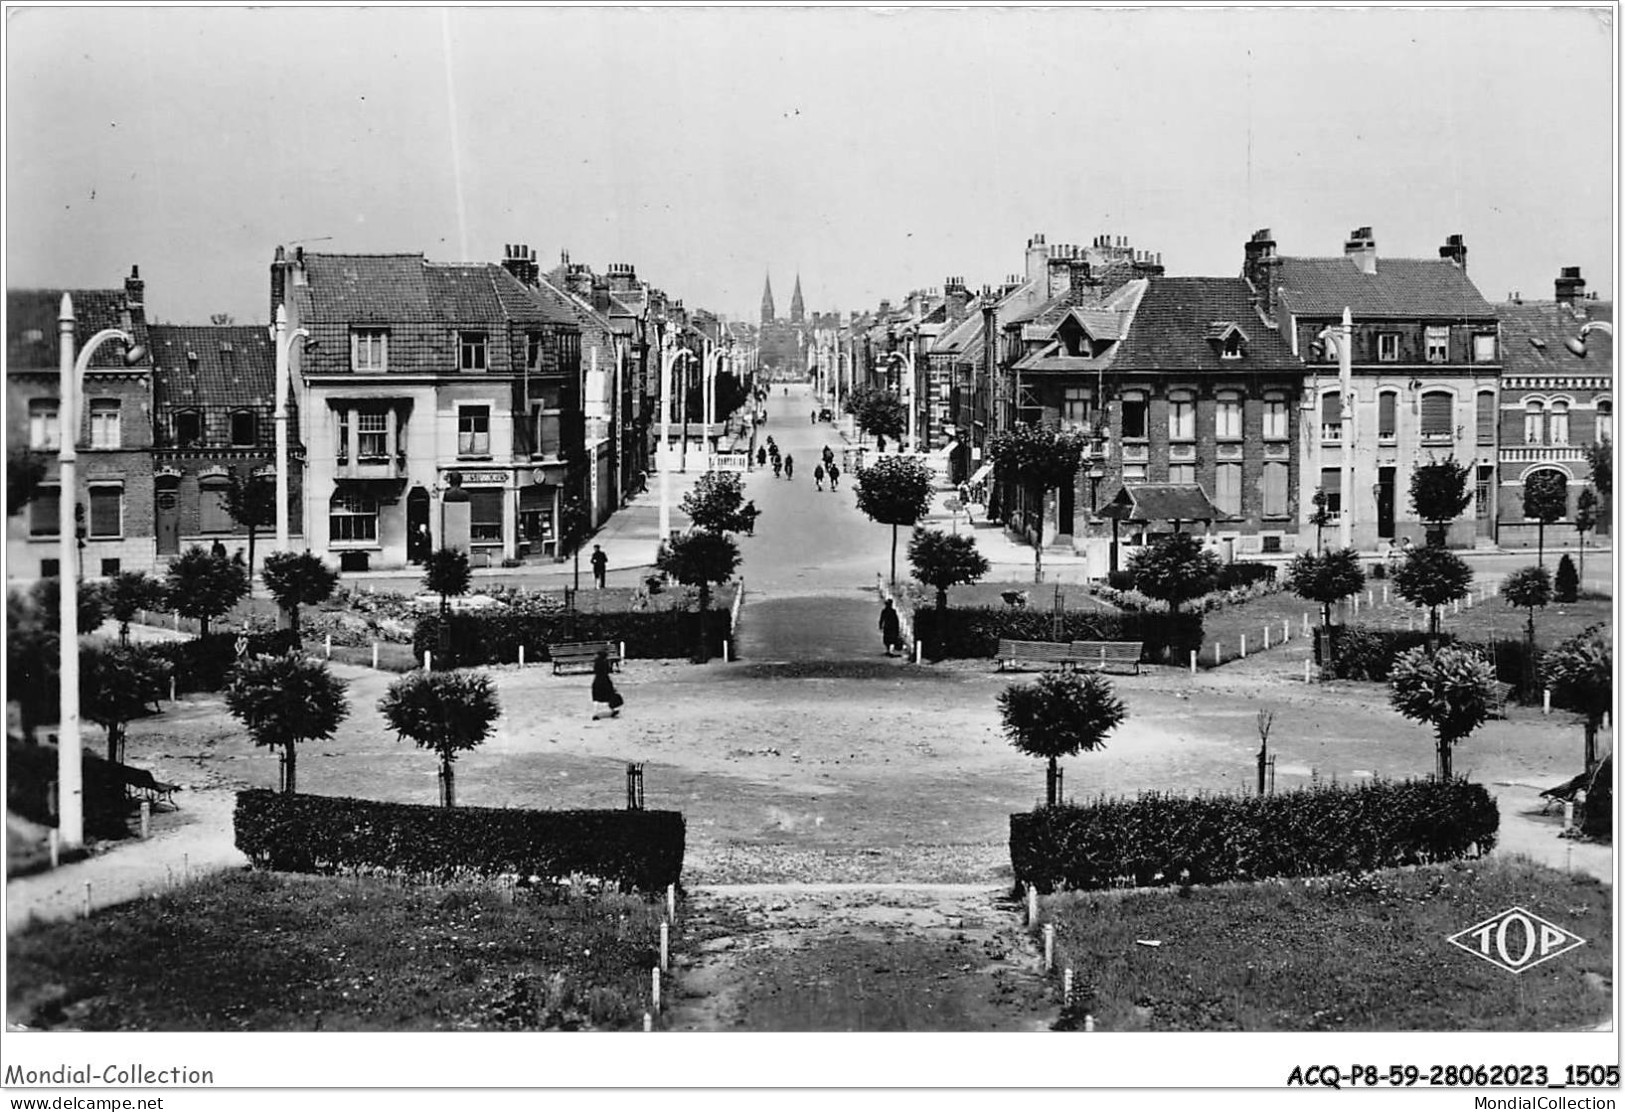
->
[80,643,171,763]
[104,570,167,645]
[1499,563,1551,656]
[999,671,1126,807]
[1288,547,1366,675]
[1410,455,1473,547]
[225,651,349,794]
[907,527,990,660]
[680,470,756,536]
[261,551,340,640]
[378,670,501,808]
[1392,545,1474,650]
[1521,469,1569,568]
[163,545,250,639]
[1553,553,1579,604]
[1127,532,1220,617]
[655,529,742,662]
[1542,624,1612,774]
[1388,644,1497,780]
[853,455,936,587]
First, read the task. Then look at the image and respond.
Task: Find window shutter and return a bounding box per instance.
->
[1263,463,1287,517]
[1379,392,1397,437]
[89,487,121,537]
[1321,393,1339,424]
[1421,392,1453,437]
[1476,393,1496,444]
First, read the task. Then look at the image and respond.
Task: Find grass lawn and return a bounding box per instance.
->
[7,871,664,1031]
[1043,857,1611,1031]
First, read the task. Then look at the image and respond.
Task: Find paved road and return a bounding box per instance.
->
[732,384,903,663]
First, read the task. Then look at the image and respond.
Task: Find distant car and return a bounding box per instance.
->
[818,407,834,422]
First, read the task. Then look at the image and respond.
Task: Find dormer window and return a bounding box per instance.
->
[230,410,258,447]
[1208,321,1247,360]
[459,331,488,372]
[353,329,388,373]
[1058,318,1093,358]
[174,410,203,448]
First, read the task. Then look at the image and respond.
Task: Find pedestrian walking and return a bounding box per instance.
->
[784,454,794,480]
[876,434,887,454]
[591,649,623,719]
[743,500,758,535]
[828,462,840,490]
[590,543,608,589]
[813,463,825,491]
[210,538,228,560]
[772,455,782,478]
[822,445,834,467]
[811,409,818,425]
[757,447,767,468]
[879,598,904,657]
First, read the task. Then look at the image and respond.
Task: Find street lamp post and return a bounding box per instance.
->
[57,293,143,850]
[271,305,311,555]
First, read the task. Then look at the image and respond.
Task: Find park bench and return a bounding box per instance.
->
[1489,680,1515,719]
[1067,640,1144,675]
[995,639,1074,672]
[121,765,179,810]
[547,641,621,676]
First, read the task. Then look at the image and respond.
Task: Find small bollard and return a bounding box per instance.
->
[172,611,180,631]
[1303,659,1312,684]
[651,967,661,1013]
[1367,589,1373,607]
[183,853,190,884]
[620,641,627,660]
[1563,801,1575,830]
[1352,594,1359,615]
[1240,634,1247,659]
[49,829,59,868]
[519,645,526,668]
[1453,599,1461,615]
[643,1012,653,1032]
[83,881,92,919]
[722,640,730,663]
[667,884,677,921]
[140,800,151,839]
[1189,650,1196,675]
[1263,626,1271,649]
[914,641,923,664]
[1063,967,1074,1006]
[1302,612,1310,635]
[1084,1014,1096,1032]
[423,650,432,672]
[1282,619,1290,642]
[1212,642,1221,666]
[372,642,380,669]
[1043,924,1055,972]
[169,676,178,702]
[1026,883,1038,927]
[1383,585,1390,605]
[1543,688,1552,715]
[660,920,670,973]
[324,634,332,658]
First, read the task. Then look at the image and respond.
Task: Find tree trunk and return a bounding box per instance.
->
[1437,734,1452,780]
[1046,755,1059,808]
[247,524,257,580]
[106,724,123,764]
[1428,606,1440,653]
[1585,717,1599,774]
[1537,520,1546,569]
[696,582,711,662]
[284,744,297,794]
[288,603,301,641]
[890,524,899,589]
[1032,489,1046,585]
[119,621,130,647]
[199,616,210,640]
[441,760,456,808]
[1322,600,1335,674]
[1578,532,1586,591]
[934,589,947,661]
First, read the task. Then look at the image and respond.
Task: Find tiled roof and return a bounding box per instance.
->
[933,308,984,357]
[293,254,576,326]
[150,325,276,410]
[1108,278,1300,372]
[1102,483,1229,523]
[1276,257,1495,318]
[7,288,153,370]
[1497,300,1613,379]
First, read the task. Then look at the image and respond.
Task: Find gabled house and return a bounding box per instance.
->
[149,323,296,563]
[273,245,582,570]
[6,268,156,580]
[1495,267,1612,547]
[1253,227,1502,550]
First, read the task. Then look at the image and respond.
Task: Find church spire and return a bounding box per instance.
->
[761,273,776,325]
[790,273,805,324]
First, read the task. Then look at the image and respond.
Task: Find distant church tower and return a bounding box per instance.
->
[789,274,805,324]
[761,273,776,324]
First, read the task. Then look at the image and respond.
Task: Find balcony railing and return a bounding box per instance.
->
[1500,446,1587,464]
[336,450,409,480]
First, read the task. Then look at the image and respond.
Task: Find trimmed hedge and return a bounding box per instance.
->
[7,739,134,839]
[413,608,731,667]
[912,606,1203,664]
[1010,778,1499,894]
[1214,562,1277,590]
[1323,625,1540,698]
[233,789,685,892]
[149,630,302,693]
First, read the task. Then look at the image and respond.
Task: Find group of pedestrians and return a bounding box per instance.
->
[812,444,841,492]
[758,437,797,480]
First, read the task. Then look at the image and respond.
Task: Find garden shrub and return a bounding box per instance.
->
[414,608,732,666]
[1009,777,1499,894]
[148,630,302,693]
[7,738,134,840]
[911,606,1203,664]
[1323,626,1445,681]
[233,789,685,892]
[1106,570,1136,592]
[1554,554,1579,603]
[1213,562,1277,590]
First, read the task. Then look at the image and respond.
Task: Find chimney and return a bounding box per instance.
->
[270,245,288,319]
[878,299,892,317]
[564,264,593,301]
[1555,266,1586,307]
[591,276,612,314]
[124,264,144,311]
[606,263,640,296]
[501,242,539,286]
[1243,228,1281,321]
[1344,226,1377,275]
[944,276,970,323]
[1047,248,1072,300]
[292,245,308,287]
[1067,259,1094,303]
[1438,234,1468,272]
[1025,232,1048,291]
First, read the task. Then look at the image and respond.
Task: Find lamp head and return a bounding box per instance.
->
[121,340,146,365]
[1565,336,1589,358]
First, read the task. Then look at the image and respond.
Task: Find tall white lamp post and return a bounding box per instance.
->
[57,293,143,850]
[271,305,311,554]
[1338,307,1354,550]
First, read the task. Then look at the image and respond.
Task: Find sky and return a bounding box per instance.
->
[5,4,1617,327]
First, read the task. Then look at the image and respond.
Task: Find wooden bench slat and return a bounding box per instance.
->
[1067,641,1143,675]
[995,639,1073,671]
[546,641,622,675]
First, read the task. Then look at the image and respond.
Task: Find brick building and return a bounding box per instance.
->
[6,268,156,580]
[274,246,583,570]
[148,323,301,563]
[1256,227,1503,550]
[1494,267,1612,547]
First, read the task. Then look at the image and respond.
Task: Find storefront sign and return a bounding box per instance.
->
[455,471,509,485]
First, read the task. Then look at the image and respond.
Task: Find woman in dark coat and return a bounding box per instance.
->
[591,649,621,719]
[879,599,904,657]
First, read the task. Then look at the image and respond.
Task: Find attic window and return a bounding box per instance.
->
[1529,337,1547,351]
[174,410,203,448]
[1222,333,1244,359]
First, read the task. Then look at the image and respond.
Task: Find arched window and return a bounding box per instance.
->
[1419,390,1454,440]
[1524,400,1545,445]
[1377,389,1398,441]
[1597,399,1613,444]
[1549,400,1570,446]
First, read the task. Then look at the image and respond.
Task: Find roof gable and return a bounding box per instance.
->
[1276,256,1495,318]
